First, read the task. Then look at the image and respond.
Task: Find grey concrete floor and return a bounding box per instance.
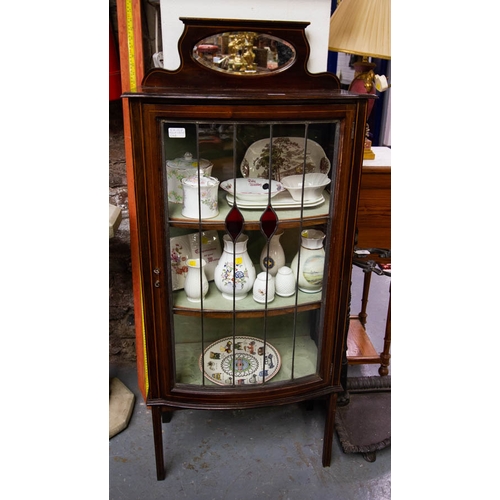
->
[109,266,391,499]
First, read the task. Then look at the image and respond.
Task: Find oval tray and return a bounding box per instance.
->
[199,335,281,385]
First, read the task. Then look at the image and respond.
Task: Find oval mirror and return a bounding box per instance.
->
[193,32,296,75]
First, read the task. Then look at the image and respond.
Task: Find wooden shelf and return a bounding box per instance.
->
[173,281,322,318]
[168,191,331,230]
[347,317,380,364]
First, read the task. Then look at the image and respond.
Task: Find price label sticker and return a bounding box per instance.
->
[168,127,186,138]
[235,257,243,265]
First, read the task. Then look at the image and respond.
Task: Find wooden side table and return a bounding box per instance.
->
[347,147,391,375]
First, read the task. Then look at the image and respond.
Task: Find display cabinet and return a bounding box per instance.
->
[124,17,373,480]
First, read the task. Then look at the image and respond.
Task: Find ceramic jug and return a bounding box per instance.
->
[253,272,275,304]
[184,258,209,302]
[214,234,256,300]
[259,229,285,277]
[290,229,326,293]
[181,175,220,219]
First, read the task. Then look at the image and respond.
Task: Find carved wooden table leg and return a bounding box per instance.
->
[378,283,391,376]
[359,270,372,327]
[151,406,166,480]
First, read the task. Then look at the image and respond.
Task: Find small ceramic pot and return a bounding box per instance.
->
[275,266,296,297]
[253,272,275,304]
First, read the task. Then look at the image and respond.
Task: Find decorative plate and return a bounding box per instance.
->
[240,137,331,180]
[225,191,325,209]
[199,336,281,386]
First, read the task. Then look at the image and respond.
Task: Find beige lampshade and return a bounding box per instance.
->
[328,0,391,60]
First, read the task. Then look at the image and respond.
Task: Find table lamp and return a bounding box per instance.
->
[328,0,391,159]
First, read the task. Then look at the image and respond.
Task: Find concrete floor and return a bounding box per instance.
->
[109,265,391,499]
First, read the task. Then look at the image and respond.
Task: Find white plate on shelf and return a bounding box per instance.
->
[225,191,325,209]
[240,137,331,179]
[199,336,281,386]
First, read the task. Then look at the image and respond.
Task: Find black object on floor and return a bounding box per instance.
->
[335,376,391,462]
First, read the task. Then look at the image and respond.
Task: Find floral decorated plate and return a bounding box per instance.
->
[199,336,281,385]
[240,137,331,180]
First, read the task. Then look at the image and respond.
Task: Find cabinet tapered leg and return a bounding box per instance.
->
[151,406,166,480]
[322,392,338,467]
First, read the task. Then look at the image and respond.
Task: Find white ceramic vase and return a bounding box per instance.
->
[290,229,326,293]
[253,272,275,303]
[275,266,296,297]
[184,258,209,302]
[214,234,256,300]
[259,229,285,277]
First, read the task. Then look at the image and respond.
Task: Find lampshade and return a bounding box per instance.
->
[328,0,391,60]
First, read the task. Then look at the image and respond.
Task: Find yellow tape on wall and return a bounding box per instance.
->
[125,0,137,92]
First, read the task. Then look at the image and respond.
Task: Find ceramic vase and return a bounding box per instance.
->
[184,258,209,302]
[290,229,326,293]
[275,266,296,297]
[253,272,275,304]
[259,229,285,277]
[214,234,256,300]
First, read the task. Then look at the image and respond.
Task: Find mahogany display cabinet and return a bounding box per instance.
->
[123,18,373,480]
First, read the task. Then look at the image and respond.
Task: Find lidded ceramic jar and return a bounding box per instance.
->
[181,175,220,219]
[290,229,326,293]
[214,234,256,300]
[166,152,213,203]
[184,258,209,302]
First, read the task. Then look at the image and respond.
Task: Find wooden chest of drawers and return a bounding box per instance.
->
[356,147,391,250]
